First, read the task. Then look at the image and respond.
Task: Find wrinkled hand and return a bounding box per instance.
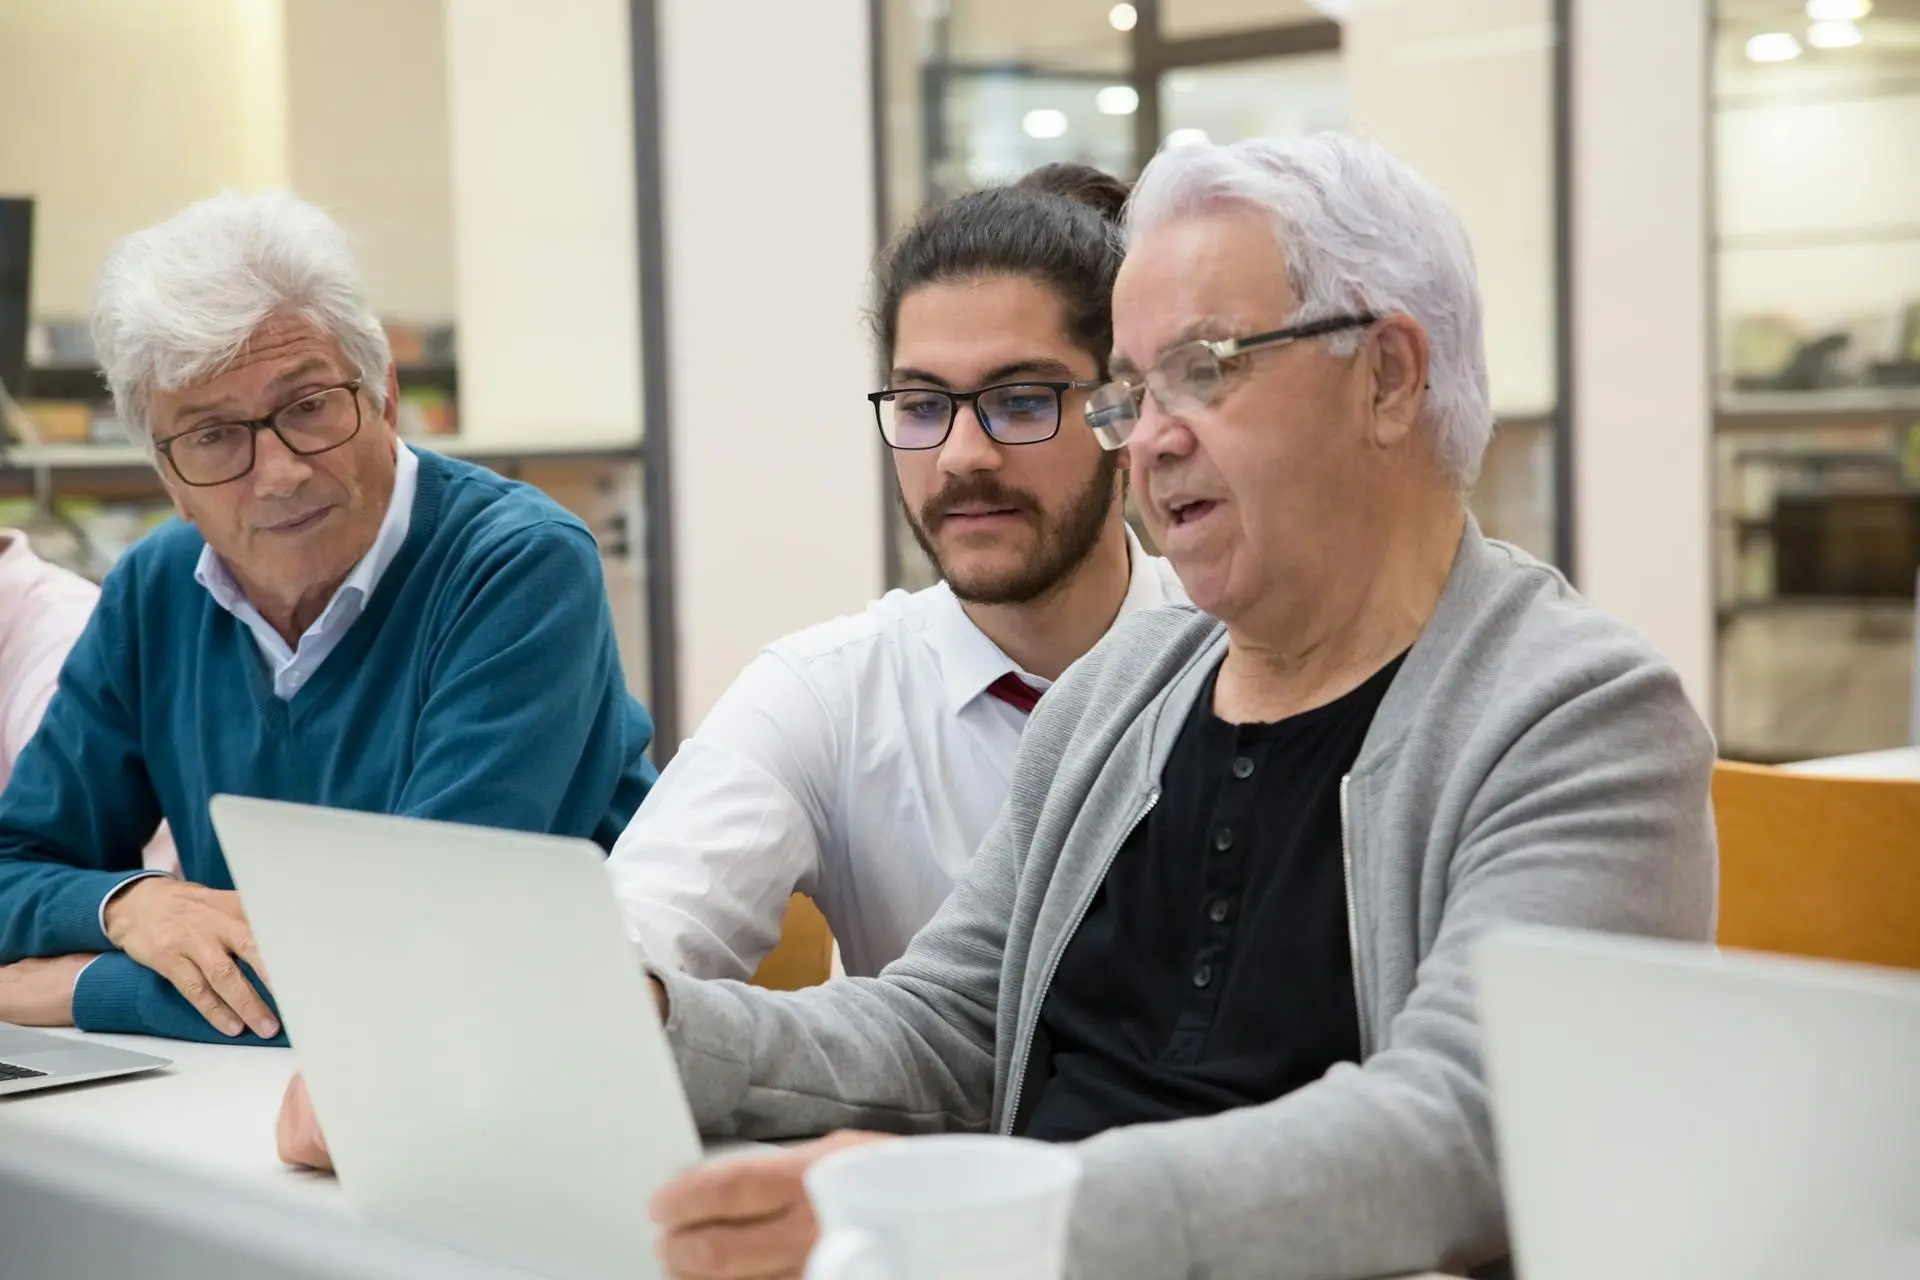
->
[0,954,98,1026]
[650,1131,896,1279]
[103,877,277,1038]
[276,1071,333,1171]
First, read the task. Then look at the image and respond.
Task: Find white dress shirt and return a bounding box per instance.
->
[607,529,1187,980]
[193,442,418,700]
[0,530,98,789]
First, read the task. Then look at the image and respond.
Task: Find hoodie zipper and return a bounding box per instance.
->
[1339,775,1370,1056]
[1001,787,1161,1135]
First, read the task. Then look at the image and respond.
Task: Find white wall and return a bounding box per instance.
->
[660,0,883,730]
[442,0,643,450]
[1572,0,1714,709]
[284,0,455,323]
[1344,0,1557,420]
[0,0,289,320]
[0,0,455,328]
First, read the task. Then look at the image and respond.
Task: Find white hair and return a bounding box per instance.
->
[91,190,391,451]
[1126,133,1493,486]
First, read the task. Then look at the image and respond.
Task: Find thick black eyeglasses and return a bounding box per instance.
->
[868,380,1101,451]
[1085,313,1378,450]
[153,380,365,487]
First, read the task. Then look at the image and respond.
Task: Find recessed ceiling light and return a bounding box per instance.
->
[1745,31,1803,62]
[1807,19,1863,47]
[1108,3,1138,32]
[1022,108,1069,140]
[1096,85,1139,116]
[1165,127,1210,148]
[1805,0,1871,21]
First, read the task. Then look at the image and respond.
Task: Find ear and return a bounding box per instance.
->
[1368,315,1430,449]
[382,362,401,431]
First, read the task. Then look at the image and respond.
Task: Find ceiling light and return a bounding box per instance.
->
[1807,19,1863,47]
[1744,31,1803,62]
[1165,127,1210,148]
[1022,108,1069,140]
[1096,85,1139,115]
[1805,0,1870,20]
[1108,3,1138,32]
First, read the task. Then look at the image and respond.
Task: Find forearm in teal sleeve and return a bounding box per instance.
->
[0,863,149,960]
[70,951,288,1047]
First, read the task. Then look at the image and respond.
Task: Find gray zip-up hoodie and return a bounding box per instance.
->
[655,523,1718,1279]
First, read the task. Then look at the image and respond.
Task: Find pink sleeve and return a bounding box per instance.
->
[0,564,102,788]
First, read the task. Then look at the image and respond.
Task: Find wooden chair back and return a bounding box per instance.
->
[749,893,835,990]
[1712,760,1920,969]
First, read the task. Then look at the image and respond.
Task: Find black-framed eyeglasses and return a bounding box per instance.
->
[153,380,365,487]
[1084,313,1378,450]
[868,380,1101,451]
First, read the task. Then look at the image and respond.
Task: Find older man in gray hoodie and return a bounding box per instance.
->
[291,136,1718,1279]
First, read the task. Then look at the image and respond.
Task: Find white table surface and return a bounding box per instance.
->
[1781,745,1920,779]
[0,1028,1475,1280]
[0,1027,543,1279]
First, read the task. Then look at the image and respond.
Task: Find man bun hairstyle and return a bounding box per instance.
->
[1016,162,1131,222]
[872,163,1130,376]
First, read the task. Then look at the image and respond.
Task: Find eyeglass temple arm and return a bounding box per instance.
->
[1213,312,1381,359]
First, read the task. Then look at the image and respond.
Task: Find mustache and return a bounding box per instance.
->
[919,477,1040,530]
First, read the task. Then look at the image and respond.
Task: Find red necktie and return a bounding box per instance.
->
[986,673,1042,715]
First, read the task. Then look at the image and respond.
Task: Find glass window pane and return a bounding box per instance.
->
[1712,0,1920,760]
[1162,0,1338,41]
[1161,52,1349,145]
[880,0,1564,585]
[935,73,1135,197]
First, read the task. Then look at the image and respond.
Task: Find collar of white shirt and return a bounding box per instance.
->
[193,441,419,699]
[930,526,1176,716]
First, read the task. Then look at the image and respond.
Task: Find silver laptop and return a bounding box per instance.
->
[0,1022,171,1096]
[209,795,705,1280]
[1476,926,1920,1280]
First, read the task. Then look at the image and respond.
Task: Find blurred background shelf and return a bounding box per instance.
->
[0,437,644,499]
[16,362,460,402]
[1718,387,1920,429]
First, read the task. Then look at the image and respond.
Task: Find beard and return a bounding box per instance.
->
[903,451,1119,606]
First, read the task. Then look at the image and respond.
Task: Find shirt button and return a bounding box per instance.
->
[1192,964,1213,989]
[1214,828,1234,852]
[1231,756,1255,780]
[1208,898,1231,924]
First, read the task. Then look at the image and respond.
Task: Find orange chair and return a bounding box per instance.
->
[1712,761,1920,970]
[749,893,835,990]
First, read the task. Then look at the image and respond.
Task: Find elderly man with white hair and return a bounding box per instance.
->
[296,136,1719,1277]
[0,191,658,1044]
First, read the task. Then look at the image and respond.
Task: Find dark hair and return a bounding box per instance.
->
[872,163,1130,376]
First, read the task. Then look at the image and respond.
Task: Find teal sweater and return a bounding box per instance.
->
[0,449,657,1043]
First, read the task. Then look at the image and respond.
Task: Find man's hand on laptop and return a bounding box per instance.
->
[650,1131,896,1279]
[276,1071,333,1171]
[103,878,279,1039]
[0,954,97,1026]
